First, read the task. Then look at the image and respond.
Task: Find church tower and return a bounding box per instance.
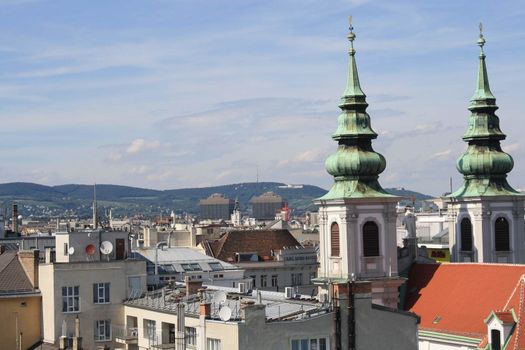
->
[314,21,403,308]
[447,25,525,263]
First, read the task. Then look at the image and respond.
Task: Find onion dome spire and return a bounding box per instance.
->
[451,24,521,197]
[320,18,394,200]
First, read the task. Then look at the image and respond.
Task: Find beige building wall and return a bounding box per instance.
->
[40,260,146,349]
[0,295,42,350]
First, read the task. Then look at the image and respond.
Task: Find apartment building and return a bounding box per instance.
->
[39,230,147,349]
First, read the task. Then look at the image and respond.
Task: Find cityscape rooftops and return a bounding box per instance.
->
[124,285,329,323]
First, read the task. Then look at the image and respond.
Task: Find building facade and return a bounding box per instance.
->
[199,194,235,220]
[250,192,285,220]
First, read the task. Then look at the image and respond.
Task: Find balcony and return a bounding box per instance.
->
[114,327,138,345]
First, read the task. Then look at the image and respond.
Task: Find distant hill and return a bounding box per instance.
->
[0,182,433,218]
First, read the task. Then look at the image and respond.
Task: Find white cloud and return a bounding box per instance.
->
[126,139,161,155]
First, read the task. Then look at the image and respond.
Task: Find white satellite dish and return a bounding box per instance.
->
[212,291,227,305]
[100,241,114,255]
[68,246,75,255]
[219,306,232,321]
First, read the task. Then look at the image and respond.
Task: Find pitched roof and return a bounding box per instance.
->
[205,229,300,262]
[0,251,34,293]
[405,263,525,339]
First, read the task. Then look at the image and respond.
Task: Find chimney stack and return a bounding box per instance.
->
[12,203,18,233]
[18,250,39,289]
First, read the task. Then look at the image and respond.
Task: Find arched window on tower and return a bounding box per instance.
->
[363,221,379,257]
[330,222,340,257]
[460,218,473,251]
[495,217,510,251]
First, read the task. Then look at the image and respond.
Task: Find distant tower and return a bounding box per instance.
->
[314,20,403,308]
[446,25,525,263]
[92,184,98,229]
[12,203,18,233]
[231,197,241,226]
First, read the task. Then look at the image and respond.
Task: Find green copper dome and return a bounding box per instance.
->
[451,28,521,198]
[320,23,393,200]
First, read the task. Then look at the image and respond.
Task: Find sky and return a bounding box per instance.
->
[0,0,524,196]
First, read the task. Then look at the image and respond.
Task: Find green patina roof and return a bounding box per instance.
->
[320,23,394,201]
[450,28,522,198]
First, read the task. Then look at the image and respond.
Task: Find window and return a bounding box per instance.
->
[260,275,267,288]
[93,283,110,304]
[185,327,197,347]
[250,275,256,288]
[144,319,156,342]
[181,263,202,271]
[208,262,223,271]
[460,218,473,251]
[363,221,380,257]
[207,338,221,350]
[62,286,80,312]
[94,320,111,341]
[495,217,510,251]
[271,275,278,287]
[330,222,340,257]
[491,329,501,350]
[292,273,303,286]
[292,338,327,350]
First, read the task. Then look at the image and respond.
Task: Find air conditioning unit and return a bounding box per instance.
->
[285,287,293,299]
[238,282,247,294]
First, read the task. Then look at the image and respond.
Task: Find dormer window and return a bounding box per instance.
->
[484,310,515,350]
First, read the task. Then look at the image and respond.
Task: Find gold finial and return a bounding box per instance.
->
[477,22,486,53]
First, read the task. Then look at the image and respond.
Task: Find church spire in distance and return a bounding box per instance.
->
[320,17,394,200]
[451,24,521,197]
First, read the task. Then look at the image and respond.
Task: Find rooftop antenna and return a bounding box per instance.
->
[449,177,453,194]
[93,183,98,229]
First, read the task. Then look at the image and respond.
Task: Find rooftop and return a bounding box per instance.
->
[125,285,329,322]
[405,263,525,343]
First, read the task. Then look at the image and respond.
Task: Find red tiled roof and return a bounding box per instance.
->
[204,229,300,262]
[0,252,34,293]
[494,311,515,324]
[405,263,525,339]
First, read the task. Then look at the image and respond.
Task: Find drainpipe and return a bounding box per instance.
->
[348,281,355,350]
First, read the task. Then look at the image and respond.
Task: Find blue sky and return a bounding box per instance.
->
[0,0,524,195]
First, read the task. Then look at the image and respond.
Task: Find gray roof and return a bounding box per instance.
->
[0,252,34,293]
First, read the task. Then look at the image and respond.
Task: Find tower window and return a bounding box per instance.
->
[330,222,340,257]
[495,217,510,251]
[363,221,379,257]
[460,218,473,251]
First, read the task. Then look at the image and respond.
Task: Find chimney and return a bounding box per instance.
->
[12,203,18,233]
[185,276,203,297]
[199,302,211,319]
[18,250,39,289]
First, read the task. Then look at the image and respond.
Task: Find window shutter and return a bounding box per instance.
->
[105,283,110,303]
[363,222,379,257]
[330,223,340,257]
[460,218,473,251]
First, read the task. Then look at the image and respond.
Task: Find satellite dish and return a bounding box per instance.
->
[68,247,75,255]
[219,306,232,321]
[100,241,113,255]
[85,244,96,256]
[212,291,227,305]
[17,215,22,220]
